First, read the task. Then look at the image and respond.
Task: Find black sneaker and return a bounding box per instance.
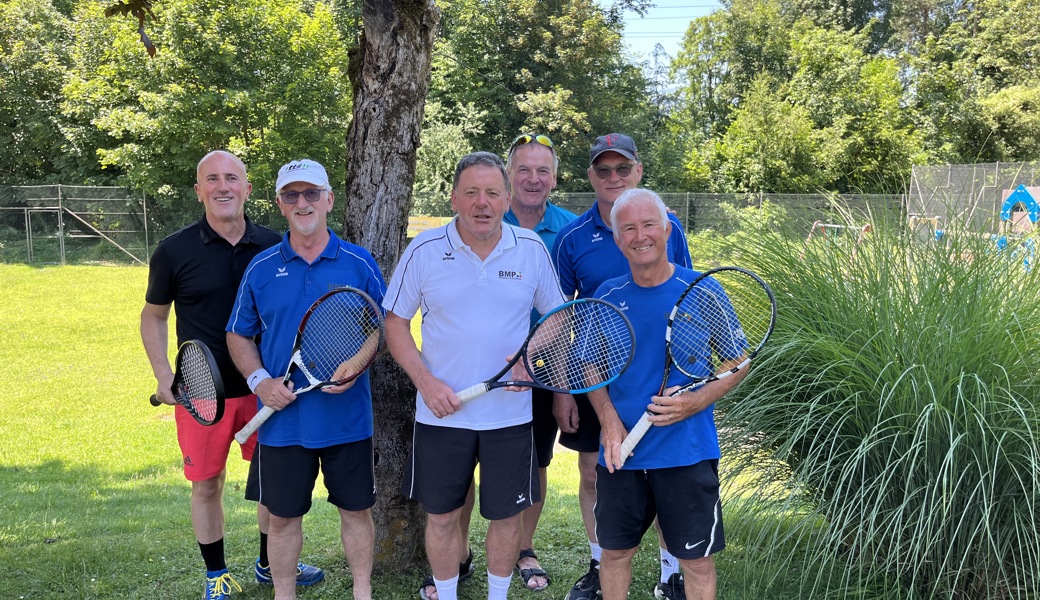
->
[654,573,686,600]
[566,559,601,600]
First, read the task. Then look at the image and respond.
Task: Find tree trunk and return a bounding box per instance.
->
[342,0,440,570]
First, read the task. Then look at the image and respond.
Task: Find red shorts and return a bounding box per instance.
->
[176,394,259,482]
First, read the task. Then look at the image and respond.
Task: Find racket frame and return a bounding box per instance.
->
[455,297,635,402]
[233,286,385,444]
[617,267,776,465]
[149,339,226,426]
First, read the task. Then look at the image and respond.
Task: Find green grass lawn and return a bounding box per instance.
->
[0,264,802,599]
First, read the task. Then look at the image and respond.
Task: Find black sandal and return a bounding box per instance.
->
[418,548,475,600]
[515,548,551,592]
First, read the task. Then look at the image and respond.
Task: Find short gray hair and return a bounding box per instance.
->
[453,151,510,194]
[610,188,668,232]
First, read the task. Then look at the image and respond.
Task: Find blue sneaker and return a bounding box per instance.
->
[203,569,242,600]
[255,559,325,586]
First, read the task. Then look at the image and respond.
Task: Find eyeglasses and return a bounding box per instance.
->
[278,189,326,204]
[592,163,636,180]
[508,133,555,155]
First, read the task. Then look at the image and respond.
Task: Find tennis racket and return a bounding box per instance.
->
[455,298,634,402]
[233,287,385,444]
[149,339,225,426]
[617,266,776,466]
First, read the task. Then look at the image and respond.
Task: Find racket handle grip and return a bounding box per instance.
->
[455,383,490,403]
[149,394,160,407]
[235,405,275,444]
[618,413,653,468]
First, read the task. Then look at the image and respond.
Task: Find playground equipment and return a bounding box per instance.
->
[994,185,1038,269]
[800,221,873,261]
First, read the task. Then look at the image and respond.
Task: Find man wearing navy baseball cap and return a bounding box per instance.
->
[551,135,694,600]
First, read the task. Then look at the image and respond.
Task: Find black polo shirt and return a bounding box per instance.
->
[145,216,282,398]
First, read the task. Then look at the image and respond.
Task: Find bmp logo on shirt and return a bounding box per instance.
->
[276,267,289,278]
[498,270,523,280]
[592,232,604,243]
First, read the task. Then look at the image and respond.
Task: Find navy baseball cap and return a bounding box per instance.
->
[589,133,638,165]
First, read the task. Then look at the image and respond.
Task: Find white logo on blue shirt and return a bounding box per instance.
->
[592,232,603,243]
[276,267,289,278]
[619,300,628,311]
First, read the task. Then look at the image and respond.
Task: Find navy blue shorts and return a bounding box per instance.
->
[594,460,725,559]
[253,438,376,518]
[403,422,540,520]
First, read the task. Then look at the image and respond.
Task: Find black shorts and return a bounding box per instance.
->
[557,393,600,453]
[253,439,376,518]
[403,422,540,520]
[594,460,725,559]
[531,387,558,468]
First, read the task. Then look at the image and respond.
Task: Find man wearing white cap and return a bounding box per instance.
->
[227,159,387,600]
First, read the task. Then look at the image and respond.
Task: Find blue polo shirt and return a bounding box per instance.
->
[504,200,578,254]
[592,266,721,470]
[552,201,692,299]
[227,229,387,448]
[505,201,577,324]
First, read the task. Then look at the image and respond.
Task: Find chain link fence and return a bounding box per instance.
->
[909,161,1040,234]
[0,185,904,265]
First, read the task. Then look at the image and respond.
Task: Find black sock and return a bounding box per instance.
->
[199,539,226,573]
[258,533,269,568]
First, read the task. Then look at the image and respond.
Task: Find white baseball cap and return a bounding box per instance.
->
[276,159,330,193]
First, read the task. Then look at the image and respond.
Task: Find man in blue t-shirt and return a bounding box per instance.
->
[586,188,749,600]
[227,159,386,600]
[551,133,692,600]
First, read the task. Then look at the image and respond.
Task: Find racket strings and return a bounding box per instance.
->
[668,273,772,379]
[178,345,219,422]
[525,302,633,390]
[299,292,381,382]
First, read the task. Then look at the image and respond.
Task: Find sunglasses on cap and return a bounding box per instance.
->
[508,133,555,154]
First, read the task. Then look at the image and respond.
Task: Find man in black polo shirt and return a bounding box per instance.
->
[140,150,322,600]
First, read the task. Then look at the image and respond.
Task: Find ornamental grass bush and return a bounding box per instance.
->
[695,202,1040,599]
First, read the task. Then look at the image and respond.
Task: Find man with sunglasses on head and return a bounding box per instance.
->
[552,133,693,600]
[227,158,386,600]
[504,133,577,592]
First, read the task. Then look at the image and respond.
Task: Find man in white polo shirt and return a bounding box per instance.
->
[383,151,566,600]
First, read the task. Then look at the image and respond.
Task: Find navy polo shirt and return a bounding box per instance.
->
[552,200,692,300]
[145,216,281,397]
[227,229,387,448]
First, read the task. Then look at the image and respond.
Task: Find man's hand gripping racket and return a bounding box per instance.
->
[617,267,776,467]
[149,339,225,426]
[455,298,635,402]
[234,287,385,444]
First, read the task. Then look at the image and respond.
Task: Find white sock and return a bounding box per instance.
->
[590,541,602,562]
[487,571,511,600]
[660,547,680,583]
[434,575,458,600]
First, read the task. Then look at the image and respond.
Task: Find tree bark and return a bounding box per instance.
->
[342,0,440,569]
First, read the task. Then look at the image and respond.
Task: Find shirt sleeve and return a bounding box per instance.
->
[668,213,693,268]
[552,229,577,297]
[382,239,422,319]
[533,239,567,315]
[144,244,175,305]
[226,264,262,337]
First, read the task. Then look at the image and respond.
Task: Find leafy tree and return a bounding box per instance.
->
[64,0,353,195]
[412,100,484,215]
[0,0,71,184]
[427,0,655,188]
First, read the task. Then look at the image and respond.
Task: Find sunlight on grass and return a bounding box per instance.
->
[1,264,810,599]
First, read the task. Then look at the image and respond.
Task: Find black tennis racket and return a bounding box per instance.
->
[618,267,776,466]
[149,339,225,426]
[455,298,634,402]
[234,287,385,444]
